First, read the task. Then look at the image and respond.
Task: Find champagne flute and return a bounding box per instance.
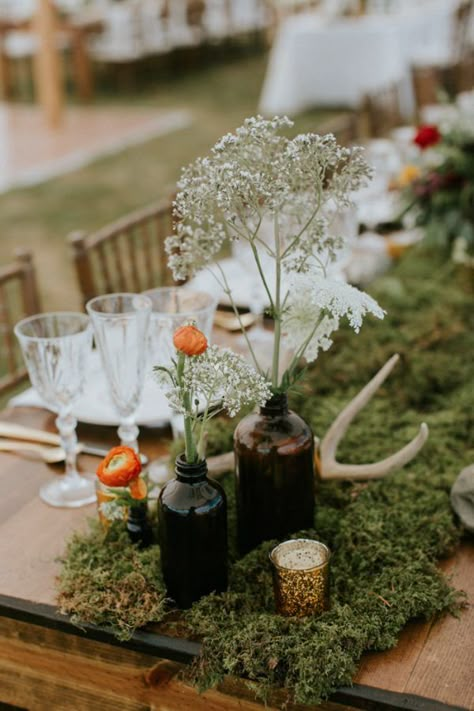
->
[14,312,96,508]
[86,293,152,452]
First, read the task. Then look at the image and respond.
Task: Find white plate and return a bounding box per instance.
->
[9,351,172,428]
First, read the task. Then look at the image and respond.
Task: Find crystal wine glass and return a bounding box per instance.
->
[14,312,96,508]
[86,293,152,452]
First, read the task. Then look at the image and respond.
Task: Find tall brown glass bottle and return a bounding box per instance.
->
[158,455,227,609]
[234,393,315,555]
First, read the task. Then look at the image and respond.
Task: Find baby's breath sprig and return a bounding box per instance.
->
[166,116,383,391]
[154,324,271,464]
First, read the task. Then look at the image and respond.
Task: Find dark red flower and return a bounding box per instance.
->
[413,125,441,150]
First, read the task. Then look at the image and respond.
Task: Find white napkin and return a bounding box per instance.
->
[9,351,172,427]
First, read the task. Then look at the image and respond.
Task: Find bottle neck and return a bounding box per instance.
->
[128,500,148,522]
[260,392,289,416]
[175,454,208,482]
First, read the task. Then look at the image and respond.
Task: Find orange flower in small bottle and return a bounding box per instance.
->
[97,446,142,488]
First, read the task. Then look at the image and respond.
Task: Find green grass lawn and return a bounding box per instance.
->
[0,48,336,310]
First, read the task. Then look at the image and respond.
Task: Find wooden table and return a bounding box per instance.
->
[0,406,472,711]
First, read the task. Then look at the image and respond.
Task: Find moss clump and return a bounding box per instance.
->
[57,248,472,705]
[57,521,167,640]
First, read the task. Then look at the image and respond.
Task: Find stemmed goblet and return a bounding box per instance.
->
[86,293,152,452]
[14,312,96,508]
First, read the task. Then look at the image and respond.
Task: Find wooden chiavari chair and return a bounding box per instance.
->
[411,55,474,120]
[0,250,41,396]
[68,198,176,308]
[411,64,441,114]
[317,112,358,145]
[361,83,403,138]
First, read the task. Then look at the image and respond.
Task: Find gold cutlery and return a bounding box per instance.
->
[214,310,257,332]
[0,421,148,463]
[0,440,84,464]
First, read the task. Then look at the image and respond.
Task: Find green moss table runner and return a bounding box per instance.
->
[55,249,473,708]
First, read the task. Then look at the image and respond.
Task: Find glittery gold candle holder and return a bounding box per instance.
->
[269,539,330,617]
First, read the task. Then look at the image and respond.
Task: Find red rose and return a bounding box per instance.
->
[413,125,441,150]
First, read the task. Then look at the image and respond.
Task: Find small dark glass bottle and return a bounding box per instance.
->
[127,501,153,548]
[234,393,315,555]
[157,455,227,609]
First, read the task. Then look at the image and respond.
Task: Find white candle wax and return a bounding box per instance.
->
[272,540,328,571]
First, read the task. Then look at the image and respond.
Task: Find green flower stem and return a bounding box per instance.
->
[272,212,282,390]
[284,313,325,380]
[195,371,220,461]
[176,352,197,463]
[249,239,275,313]
[213,262,261,374]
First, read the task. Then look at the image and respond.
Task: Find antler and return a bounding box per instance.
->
[317,354,429,481]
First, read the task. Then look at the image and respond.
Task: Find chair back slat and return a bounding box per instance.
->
[0,250,41,396]
[69,198,175,307]
[96,241,115,294]
[125,227,141,292]
[111,234,128,292]
[141,220,154,289]
[412,65,440,115]
[155,209,172,284]
[0,283,17,378]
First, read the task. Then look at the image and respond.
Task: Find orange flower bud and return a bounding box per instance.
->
[173,324,208,356]
[129,476,148,500]
[97,446,142,488]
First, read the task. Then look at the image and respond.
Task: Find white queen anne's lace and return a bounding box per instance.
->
[282,272,385,363]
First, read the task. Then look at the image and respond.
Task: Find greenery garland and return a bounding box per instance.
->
[57,248,472,706]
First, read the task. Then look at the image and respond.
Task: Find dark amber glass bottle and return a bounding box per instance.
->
[157,455,227,609]
[127,502,153,548]
[234,393,315,555]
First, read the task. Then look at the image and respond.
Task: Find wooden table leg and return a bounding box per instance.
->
[70,27,93,103]
[33,0,63,129]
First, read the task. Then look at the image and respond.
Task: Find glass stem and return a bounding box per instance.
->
[118,415,139,452]
[56,408,81,482]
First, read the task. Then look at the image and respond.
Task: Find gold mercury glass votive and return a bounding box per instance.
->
[269,539,331,617]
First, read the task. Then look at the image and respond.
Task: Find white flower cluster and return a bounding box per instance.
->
[155,345,272,418]
[282,272,385,363]
[166,116,372,281]
[99,500,126,523]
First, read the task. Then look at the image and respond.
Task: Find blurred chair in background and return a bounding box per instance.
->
[361,82,403,138]
[0,250,41,396]
[316,111,358,145]
[69,198,175,308]
[410,0,473,118]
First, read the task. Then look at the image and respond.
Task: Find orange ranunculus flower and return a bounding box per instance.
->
[129,476,148,500]
[173,324,208,356]
[97,446,142,487]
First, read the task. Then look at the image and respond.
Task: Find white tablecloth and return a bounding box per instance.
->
[259,0,461,118]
